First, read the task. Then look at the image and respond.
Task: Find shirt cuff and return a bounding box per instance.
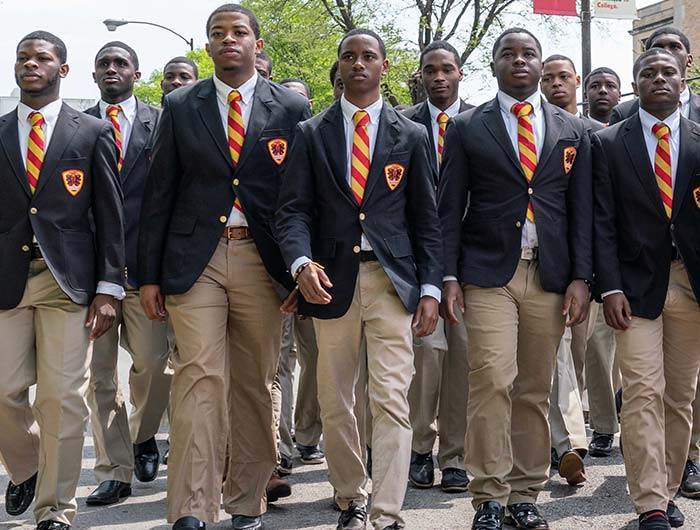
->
[443,275,459,283]
[420,284,441,302]
[96,281,126,300]
[601,289,623,299]
[290,256,312,280]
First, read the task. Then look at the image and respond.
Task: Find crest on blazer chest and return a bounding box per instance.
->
[563,147,577,174]
[384,163,405,190]
[693,186,700,209]
[267,138,288,165]
[62,169,84,197]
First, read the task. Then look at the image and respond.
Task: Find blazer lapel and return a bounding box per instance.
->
[84,104,100,119]
[34,104,79,198]
[417,102,435,149]
[622,114,668,220]
[320,102,354,206]
[196,79,233,170]
[120,99,152,181]
[0,109,31,197]
[534,101,565,179]
[458,100,471,113]
[363,104,399,204]
[481,98,522,175]
[236,76,272,172]
[672,117,700,218]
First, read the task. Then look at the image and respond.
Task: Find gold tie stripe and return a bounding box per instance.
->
[437,111,448,166]
[106,105,124,172]
[351,110,370,204]
[227,90,245,213]
[26,111,46,194]
[512,102,537,223]
[652,122,673,219]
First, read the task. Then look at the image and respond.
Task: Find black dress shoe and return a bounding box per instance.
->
[173,516,206,529]
[440,468,469,493]
[472,501,503,530]
[639,510,671,530]
[297,443,325,464]
[85,480,132,506]
[5,472,36,516]
[588,431,614,457]
[550,448,559,470]
[36,521,70,530]
[504,503,549,529]
[231,514,262,530]
[667,500,684,528]
[134,437,160,482]
[408,451,434,488]
[381,524,403,529]
[277,454,293,476]
[615,388,623,417]
[337,502,367,529]
[680,460,700,499]
[366,446,372,479]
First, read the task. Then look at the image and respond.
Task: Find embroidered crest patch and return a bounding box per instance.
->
[62,169,84,197]
[267,138,288,165]
[384,163,405,191]
[563,147,577,174]
[693,186,700,209]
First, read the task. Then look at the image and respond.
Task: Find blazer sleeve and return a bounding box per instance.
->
[406,128,443,287]
[138,96,183,285]
[592,132,622,295]
[566,122,594,282]
[275,122,315,270]
[437,119,470,279]
[91,122,126,286]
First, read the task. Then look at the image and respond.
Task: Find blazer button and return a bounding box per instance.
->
[21,245,30,252]
[219,215,227,223]
[516,221,522,228]
[359,213,366,221]
[527,187,533,195]
[30,207,38,214]
[353,245,361,254]
[233,179,239,186]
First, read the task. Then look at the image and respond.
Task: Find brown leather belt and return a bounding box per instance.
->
[223,226,252,240]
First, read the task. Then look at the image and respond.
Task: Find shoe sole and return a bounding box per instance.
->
[5,501,33,517]
[440,483,469,493]
[408,477,434,489]
[558,453,587,486]
[300,457,325,465]
[588,448,612,458]
[85,487,132,506]
[503,515,549,529]
[679,487,700,499]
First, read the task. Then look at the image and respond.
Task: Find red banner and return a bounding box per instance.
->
[533,0,578,16]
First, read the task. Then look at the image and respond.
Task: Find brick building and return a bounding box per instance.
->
[630,0,698,58]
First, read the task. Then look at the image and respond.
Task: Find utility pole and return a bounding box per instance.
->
[581,0,592,112]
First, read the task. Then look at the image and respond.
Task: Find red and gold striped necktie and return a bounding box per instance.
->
[106,105,124,172]
[437,111,448,166]
[512,102,537,223]
[652,122,673,219]
[227,89,245,213]
[26,111,45,194]
[351,110,370,204]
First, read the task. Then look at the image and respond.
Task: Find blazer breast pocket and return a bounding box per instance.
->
[56,158,89,198]
[260,130,291,167]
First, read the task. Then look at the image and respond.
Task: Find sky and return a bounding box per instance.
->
[0,0,658,104]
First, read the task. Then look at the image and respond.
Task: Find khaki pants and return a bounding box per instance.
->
[617,262,700,514]
[0,261,91,525]
[272,314,296,461]
[549,327,588,457]
[586,303,620,435]
[689,380,700,462]
[165,238,282,523]
[87,289,171,483]
[409,311,469,470]
[315,262,414,530]
[463,260,565,507]
[294,317,323,447]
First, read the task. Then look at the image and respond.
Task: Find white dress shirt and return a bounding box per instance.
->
[601,107,681,299]
[291,94,440,301]
[98,94,137,153]
[427,98,461,163]
[497,90,545,250]
[680,85,691,119]
[17,99,125,300]
[213,72,259,227]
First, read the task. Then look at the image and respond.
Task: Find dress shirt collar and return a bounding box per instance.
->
[17,97,63,126]
[680,85,691,108]
[99,94,137,120]
[497,89,543,116]
[427,98,461,122]
[340,94,383,126]
[639,107,681,138]
[213,71,258,107]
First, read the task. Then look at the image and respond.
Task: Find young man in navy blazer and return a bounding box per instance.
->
[276,28,442,530]
[438,28,592,529]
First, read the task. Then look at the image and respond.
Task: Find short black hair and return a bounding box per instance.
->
[17,30,67,63]
[645,26,690,53]
[329,60,339,86]
[338,28,386,59]
[492,27,542,59]
[419,40,461,68]
[633,48,682,80]
[206,3,260,39]
[96,41,139,70]
[583,66,620,91]
[256,50,273,74]
[543,54,576,73]
[280,77,311,98]
[164,56,199,79]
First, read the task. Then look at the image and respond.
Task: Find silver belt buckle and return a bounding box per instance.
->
[520,247,536,260]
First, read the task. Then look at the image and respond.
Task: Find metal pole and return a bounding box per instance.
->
[581,0,592,112]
